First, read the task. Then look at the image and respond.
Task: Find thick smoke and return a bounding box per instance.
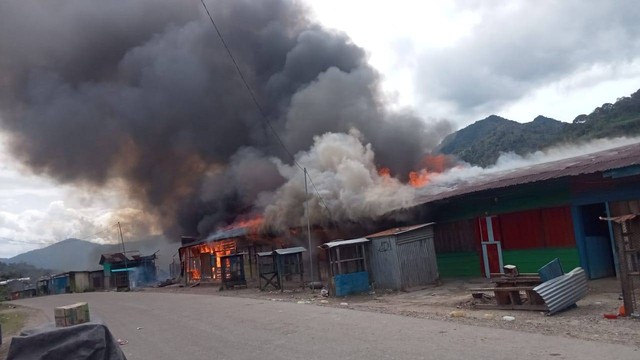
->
[0,0,451,237]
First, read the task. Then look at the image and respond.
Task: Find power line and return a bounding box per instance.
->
[70,223,118,243]
[199,0,334,224]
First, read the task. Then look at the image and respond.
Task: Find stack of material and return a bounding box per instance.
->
[533,267,588,315]
[54,302,90,327]
[470,267,546,311]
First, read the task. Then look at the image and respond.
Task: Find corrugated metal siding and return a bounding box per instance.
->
[502,248,580,273]
[436,252,481,277]
[368,236,401,289]
[434,220,476,252]
[498,207,575,250]
[396,226,439,288]
[533,267,588,315]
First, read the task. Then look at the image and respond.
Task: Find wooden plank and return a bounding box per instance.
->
[473,303,548,311]
[469,287,535,292]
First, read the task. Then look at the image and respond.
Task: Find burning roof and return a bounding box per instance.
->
[413,142,640,206]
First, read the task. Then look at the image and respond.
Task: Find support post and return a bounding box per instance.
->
[304,168,314,289]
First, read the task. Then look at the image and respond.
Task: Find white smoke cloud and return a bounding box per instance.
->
[415,136,640,196]
[264,133,640,230]
[264,130,418,229]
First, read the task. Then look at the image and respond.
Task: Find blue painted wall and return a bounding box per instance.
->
[333,271,369,296]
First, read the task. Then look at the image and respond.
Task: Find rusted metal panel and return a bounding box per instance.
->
[533,267,588,315]
[368,225,439,290]
[397,229,439,288]
[369,236,401,289]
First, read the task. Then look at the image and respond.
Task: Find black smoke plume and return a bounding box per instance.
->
[0,0,451,237]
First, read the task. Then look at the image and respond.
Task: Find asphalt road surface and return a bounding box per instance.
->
[12,292,639,360]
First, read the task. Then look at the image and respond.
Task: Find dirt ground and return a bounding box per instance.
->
[146,277,640,348]
[0,302,47,358]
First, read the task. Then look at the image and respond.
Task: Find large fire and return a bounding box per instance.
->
[408,170,430,187]
[222,216,264,232]
[378,154,451,188]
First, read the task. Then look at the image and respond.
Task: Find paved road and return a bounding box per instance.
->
[12,292,639,360]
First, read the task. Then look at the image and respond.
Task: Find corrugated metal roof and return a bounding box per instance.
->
[415,142,640,205]
[320,238,369,249]
[533,267,588,315]
[99,251,141,264]
[256,247,307,256]
[205,227,248,242]
[273,247,306,255]
[366,223,435,239]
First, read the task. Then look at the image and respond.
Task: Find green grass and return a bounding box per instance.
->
[0,304,29,336]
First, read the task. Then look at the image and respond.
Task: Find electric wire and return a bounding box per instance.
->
[199,0,334,224]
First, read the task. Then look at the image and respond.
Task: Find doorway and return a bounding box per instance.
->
[578,203,615,279]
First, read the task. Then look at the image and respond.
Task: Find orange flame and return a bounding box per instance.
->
[422,154,448,173]
[222,216,264,232]
[378,167,391,177]
[407,155,451,188]
[409,170,430,188]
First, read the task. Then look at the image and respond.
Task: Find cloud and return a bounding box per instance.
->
[415,0,640,119]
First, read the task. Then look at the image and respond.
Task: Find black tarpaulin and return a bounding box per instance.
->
[7,321,126,360]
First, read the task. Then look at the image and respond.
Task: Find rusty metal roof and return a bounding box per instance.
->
[366,223,434,238]
[99,251,142,265]
[415,142,640,205]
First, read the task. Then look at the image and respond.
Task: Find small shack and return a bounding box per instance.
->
[89,270,105,291]
[99,251,157,290]
[37,277,51,296]
[178,228,274,285]
[256,247,306,291]
[367,223,439,290]
[320,238,370,296]
[50,271,92,294]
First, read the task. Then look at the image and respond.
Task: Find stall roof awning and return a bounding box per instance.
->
[366,223,434,238]
[274,247,306,255]
[110,268,136,273]
[257,247,307,257]
[320,238,369,249]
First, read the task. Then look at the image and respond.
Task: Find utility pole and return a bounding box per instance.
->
[118,222,129,287]
[304,168,314,290]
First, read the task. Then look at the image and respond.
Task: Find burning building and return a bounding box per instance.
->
[178,218,276,285]
[401,142,640,279]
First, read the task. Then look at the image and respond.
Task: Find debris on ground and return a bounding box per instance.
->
[502,316,515,321]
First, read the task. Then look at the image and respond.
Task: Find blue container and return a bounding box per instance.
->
[538,258,564,282]
[334,271,369,296]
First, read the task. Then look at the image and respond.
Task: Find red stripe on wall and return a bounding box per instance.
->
[487,206,575,250]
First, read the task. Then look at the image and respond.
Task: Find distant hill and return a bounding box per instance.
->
[0,261,53,282]
[4,237,179,274]
[438,88,640,166]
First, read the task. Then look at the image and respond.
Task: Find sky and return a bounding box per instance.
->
[1,0,640,258]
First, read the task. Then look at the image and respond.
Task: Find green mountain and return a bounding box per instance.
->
[438,89,640,166]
